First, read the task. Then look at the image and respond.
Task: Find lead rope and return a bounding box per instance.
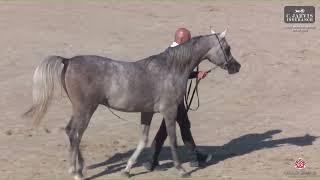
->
[107,106,128,122]
[106,106,140,126]
[185,66,218,112]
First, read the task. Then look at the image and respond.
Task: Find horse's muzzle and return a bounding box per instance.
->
[226,59,241,74]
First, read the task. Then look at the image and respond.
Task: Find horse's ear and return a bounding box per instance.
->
[210,26,216,34]
[219,29,227,38]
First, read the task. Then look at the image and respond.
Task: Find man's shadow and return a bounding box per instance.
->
[85,129,318,180]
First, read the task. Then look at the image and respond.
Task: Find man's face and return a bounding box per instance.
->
[175,28,191,44]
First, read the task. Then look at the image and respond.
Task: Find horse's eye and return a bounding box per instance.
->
[225,47,231,56]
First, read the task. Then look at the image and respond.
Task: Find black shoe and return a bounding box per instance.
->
[143,160,159,171]
[189,151,213,168]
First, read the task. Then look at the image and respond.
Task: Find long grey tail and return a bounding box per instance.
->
[24,56,67,127]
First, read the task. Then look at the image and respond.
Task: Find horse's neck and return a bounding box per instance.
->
[140,37,211,78]
[183,44,210,76]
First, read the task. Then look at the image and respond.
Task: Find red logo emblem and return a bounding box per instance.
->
[295,158,306,169]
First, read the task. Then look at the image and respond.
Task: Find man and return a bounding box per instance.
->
[143,28,212,171]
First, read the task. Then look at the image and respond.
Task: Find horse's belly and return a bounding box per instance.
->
[104,74,159,112]
[106,95,157,112]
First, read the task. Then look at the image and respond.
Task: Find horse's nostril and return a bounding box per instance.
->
[227,62,240,74]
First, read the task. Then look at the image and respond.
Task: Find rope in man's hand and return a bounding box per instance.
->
[185,66,218,112]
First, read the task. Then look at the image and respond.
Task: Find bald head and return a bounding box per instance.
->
[174,28,191,45]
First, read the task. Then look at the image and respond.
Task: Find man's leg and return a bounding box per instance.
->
[143,119,167,171]
[176,102,212,167]
[143,103,212,171]
[143,105,192,171]
[177,103,196,150]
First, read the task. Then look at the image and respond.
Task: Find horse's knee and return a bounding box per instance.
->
[139,134,148,147]
[65,116,74,136]
[141,128,149,145]
[137,140,147,149]
[143,137,148,146]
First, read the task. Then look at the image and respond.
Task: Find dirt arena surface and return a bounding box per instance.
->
[0,1,319,179]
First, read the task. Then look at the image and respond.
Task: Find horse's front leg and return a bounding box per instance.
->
[163,108,189,177]
[122,112,153,177]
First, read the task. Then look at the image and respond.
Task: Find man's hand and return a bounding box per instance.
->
[197,71,208,80]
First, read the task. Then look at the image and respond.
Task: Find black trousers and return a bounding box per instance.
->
[148,102,197,163]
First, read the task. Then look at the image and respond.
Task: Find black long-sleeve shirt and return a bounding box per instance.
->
[189,71,198,79]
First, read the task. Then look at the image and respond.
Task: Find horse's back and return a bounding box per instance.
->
[68,55,114,69]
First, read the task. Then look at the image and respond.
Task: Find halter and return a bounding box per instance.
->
[185,34,229,112]
[184,66,218,112]
[214,33,231,66]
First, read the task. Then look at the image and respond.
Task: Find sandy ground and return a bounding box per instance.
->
[0,1,320,180]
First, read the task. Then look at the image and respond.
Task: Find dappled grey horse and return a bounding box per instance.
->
[24,30,241,180]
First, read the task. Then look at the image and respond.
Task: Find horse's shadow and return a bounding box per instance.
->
[85,129,318,180]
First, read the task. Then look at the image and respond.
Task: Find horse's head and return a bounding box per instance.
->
[203,29,241,74]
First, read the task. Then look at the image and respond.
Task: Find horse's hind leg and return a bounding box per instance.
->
[122,112,153,177]
[65,116,75,174]
[163,109,188,177]
[66,104,98,180]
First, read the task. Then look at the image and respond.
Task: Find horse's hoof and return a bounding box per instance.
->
[73,174,84,180]
[121,171,131,178]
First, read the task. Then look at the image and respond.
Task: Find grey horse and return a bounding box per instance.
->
[24,30,241,180]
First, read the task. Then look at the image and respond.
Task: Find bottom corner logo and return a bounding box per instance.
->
[294,158,306,169]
